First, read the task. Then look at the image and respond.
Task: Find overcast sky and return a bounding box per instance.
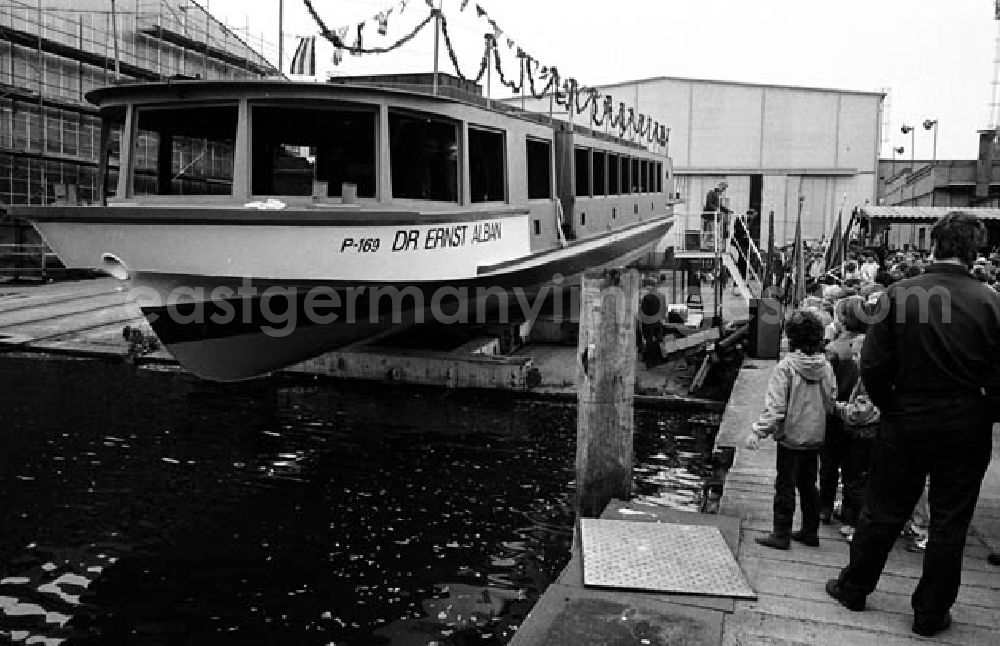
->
[207,0,996,161]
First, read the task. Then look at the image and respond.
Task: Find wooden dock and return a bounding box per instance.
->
[714,359,1000,645]
[513,359,1000,645]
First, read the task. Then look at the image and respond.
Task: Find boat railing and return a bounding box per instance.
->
[0,243,60,281]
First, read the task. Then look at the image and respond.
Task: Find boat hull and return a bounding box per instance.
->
[124,218,673,380]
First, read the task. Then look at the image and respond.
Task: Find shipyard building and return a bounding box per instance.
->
[592,76,883,250]
[0,0,275,273]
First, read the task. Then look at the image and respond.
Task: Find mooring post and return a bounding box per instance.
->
[575,267,639,518]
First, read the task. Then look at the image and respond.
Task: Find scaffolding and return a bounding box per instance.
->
[0,0,276,278]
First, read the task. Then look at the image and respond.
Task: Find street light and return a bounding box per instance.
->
[923,119,938,163]
[892,145,904,178]
[923,119,938,206]
[901,125,916,204]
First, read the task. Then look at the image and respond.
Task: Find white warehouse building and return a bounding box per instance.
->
[589,76,883,250]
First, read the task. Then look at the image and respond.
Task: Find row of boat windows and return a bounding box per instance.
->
[116,103,662,202]
[576,148,663,198]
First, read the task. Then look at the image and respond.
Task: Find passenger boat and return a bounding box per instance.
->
[11,78,675,381]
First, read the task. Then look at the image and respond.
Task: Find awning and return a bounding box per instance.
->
[860,206,1000,223]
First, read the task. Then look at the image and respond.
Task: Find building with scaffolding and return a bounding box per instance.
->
[0,0,277,276]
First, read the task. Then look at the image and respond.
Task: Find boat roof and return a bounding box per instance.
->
[85,79,455,108]
[85,79,659,154]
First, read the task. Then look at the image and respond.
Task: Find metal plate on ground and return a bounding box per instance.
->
[580,518,756,599]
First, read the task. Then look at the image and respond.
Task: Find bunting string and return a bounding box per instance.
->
[302,0,432,55]
[299,0,668,146]
[439,14,490,83]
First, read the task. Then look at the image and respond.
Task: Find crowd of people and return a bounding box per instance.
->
[743,212,1000,638]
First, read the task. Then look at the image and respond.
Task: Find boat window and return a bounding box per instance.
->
[656,162,663,192]
[592,150,606,197]
[525,137,551,200]
[574,147,589,197]
[251,105,376,198]
[608,153,619,195]
[389,111,458,202]
[640,160,649,193]
[133,105,237,196]
[621,156,631,194]
[631,158,641,193]
[469,126,505,203]
[100,106,125,199]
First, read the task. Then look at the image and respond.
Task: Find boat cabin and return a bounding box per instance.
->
[90,80,673,253]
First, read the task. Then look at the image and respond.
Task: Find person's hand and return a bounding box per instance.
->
[745,432,761,451]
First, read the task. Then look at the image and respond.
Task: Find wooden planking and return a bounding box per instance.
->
[717,358,1000,645]
[723,610,991,646]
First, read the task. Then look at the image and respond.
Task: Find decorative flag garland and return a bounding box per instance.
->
[299,0,668,147]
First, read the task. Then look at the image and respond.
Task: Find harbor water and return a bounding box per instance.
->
[0,357,719,645]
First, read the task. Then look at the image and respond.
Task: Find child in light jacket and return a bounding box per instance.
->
[746,310,837,550]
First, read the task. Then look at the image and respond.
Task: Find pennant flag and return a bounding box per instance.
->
[331,26,349,65]
[792,196,806,306]
[352,23,365,55]
[289,36,316,76]
[763,209,776,291]
[824,211,843,273]
[476,4,486,17]
[377,10,390,35]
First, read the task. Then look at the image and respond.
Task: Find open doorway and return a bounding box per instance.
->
[749,174,763,243]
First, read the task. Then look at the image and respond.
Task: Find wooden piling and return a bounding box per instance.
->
[575,268,639,518]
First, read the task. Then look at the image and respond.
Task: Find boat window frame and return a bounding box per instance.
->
[592,149,607,198]
[97,105,126,204]
[607,152,620,196]
[467,122,507,204]
[574,145,591,198]
[621,155,631,195]
[525,135,553,201]
[387,106,462,205]
[247,98,380,202]
[127,100,242,201]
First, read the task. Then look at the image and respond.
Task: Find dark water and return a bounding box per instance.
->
[0,357,719,645]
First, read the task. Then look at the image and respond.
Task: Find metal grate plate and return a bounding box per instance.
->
[580,518,756,599]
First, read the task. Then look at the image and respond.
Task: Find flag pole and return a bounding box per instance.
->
[432,0,442,95]
[278,0,284,74]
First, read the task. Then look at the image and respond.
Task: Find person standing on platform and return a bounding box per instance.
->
[745,311,836,550]
[703,181,731,234]
[826,211,1000,638]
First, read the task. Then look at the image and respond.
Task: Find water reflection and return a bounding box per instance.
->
[0,358,718,644]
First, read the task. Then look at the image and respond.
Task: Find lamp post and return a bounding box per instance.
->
[901,125,916,204]
[923,119,938,206]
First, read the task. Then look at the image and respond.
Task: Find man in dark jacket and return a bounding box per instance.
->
[825,212,1000,637]
[703,181,731,232]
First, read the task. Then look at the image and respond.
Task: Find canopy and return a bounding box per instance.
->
[859,206,1000,223]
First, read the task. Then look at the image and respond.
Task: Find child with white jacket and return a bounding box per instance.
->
[746,310,837,550]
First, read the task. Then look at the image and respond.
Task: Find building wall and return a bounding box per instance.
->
[593,77,882,249]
